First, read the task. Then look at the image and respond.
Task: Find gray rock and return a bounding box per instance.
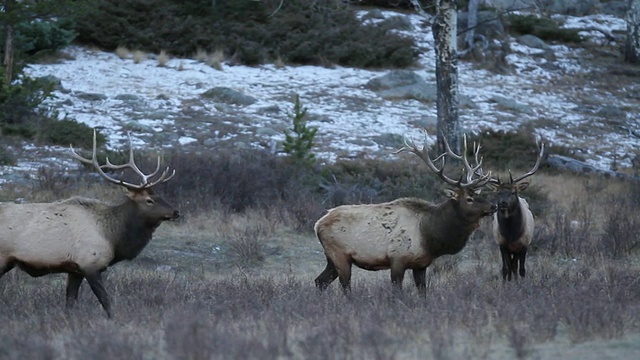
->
[490,95,535,115]
[597,105,626,119]
[458,10,505,38]
[517,34,550,50]
[361,9,385,21]
[547,154,638,180]
[253,104,280,114]
[366,70,426,91]
[366,70,437,103]
[372,133,405,148]
[115,94,142,101]
[600,0,628,17]
[37,75,64,91]
[485,0,600,16]
[201,87,257,106]
[378,16,415,32]
[256,126,281,137]
[76,92,107,101]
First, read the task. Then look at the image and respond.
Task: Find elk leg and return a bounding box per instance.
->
[510,254,518,279]
[390,261,405,291]
[412,268,427,296]
[85,271,112,318]
[499,245,511,281]
[518,247,527,278]
[65,273,84,311]
[0,261,16,277]
[332,256,352,294]
[315,257,339,291]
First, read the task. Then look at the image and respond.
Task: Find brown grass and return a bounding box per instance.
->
[1,164,640,359]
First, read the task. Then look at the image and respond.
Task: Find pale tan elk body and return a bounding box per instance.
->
[315,133,497,294]
[0,131,178,317]
[490,142,544,281]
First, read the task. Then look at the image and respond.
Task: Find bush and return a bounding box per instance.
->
[505,14,583,43]
[0,147,16,166]
[15,19,77,56]
[38,118,106,148]
[0,73,56,139]
[69,0,418,68]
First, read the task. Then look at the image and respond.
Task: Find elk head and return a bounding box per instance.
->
[489,141,545,217]
[397,131,497,220]
[70,130,179,223]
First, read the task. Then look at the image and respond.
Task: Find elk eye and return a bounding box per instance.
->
[146,198,155,206]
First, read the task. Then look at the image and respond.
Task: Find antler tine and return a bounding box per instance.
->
[511,140,545,184]
[70,130,175,190]
[396,130,477,187]
[454,134,492,188]
[70,130,133,187]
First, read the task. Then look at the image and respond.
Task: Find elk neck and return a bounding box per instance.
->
[496,197,525,243]
[419,199,480,257]
[99,199,158,265]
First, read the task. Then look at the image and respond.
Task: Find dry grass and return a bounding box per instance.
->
[115,45,130,60]
[193,48,225,70]
[157,50,170,67]
[133,50,147,64]
[1,170,640,359]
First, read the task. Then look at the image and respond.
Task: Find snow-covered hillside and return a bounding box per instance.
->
[5,9,638,184]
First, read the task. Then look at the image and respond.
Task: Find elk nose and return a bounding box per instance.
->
[172,210,180,219]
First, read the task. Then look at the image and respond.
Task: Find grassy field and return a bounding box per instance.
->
[1,169,640,359]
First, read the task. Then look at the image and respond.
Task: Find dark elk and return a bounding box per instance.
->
[314,132,497,295]
[0,131,179,318]
[489,141,544,281]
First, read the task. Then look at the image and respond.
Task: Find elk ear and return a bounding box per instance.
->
[443,188,458,199]
[516,182,530,192]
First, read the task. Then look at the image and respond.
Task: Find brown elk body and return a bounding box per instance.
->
[314,133,497,294]
[0,131,178,317]
[490,142,544,281]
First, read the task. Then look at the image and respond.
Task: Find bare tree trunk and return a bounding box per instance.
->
[626,0,640,64]
[464,0,479,50]
[433,0,460,154]
[4,23,14,83]
[3,0,16,83]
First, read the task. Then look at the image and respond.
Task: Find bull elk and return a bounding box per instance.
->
[489,141,544,281]
[314,132,497,294]
[0,130,179,318]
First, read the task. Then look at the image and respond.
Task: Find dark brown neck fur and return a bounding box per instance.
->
[497,200,525,243]
[419,199,479,258]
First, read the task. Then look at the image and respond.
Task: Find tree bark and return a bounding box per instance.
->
[4,24,14,83]
[3,0,16,83]
[433,0,460,154]
[626,0,640,64]
[464,0,479,50]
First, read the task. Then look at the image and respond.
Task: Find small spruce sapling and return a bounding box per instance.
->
[283,94,318,167]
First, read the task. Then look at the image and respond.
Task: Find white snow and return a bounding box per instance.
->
[4,10,637,180]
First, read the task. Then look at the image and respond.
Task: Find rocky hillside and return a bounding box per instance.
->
[2,4,638,185]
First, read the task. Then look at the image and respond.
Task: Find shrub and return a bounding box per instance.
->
[0,147,16,166]
[38,118,105,148]
[15,19,77,56]
[505,14,583,43]
[69,0,418,68]
[0,73,56,139]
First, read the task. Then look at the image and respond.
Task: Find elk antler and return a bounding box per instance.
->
[396,130,491,189]
[70,130,175,189]
[509,140,545,184]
